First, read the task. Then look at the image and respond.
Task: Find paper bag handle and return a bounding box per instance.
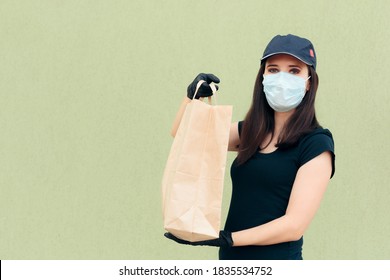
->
[193,80,218,104]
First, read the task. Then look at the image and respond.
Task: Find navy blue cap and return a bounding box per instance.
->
[261,34,317,70]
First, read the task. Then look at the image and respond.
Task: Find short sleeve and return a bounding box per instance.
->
[298,128,336,178]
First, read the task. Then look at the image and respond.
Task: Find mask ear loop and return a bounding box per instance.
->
[305,76,311,92]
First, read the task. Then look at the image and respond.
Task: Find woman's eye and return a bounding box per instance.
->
[268,68,279,73]
[289,68,300,74]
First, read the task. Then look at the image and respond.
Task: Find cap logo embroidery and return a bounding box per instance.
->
[310,49,314,57]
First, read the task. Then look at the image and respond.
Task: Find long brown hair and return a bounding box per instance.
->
[236,63,321,165]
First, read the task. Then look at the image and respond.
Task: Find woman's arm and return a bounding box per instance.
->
[232,151,333,246]
[228,122,240,151]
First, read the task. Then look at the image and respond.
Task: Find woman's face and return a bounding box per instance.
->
[264,54,311,90]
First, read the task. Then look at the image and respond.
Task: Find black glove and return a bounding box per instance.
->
[187,73,220,100]
[164,230,233,247]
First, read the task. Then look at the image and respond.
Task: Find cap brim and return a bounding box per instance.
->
[261,52,313,67]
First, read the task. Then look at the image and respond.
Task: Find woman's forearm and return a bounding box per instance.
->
[232,215,302,246]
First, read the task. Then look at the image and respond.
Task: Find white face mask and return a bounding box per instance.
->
[262,72,310,112]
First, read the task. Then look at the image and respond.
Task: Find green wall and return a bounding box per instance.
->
[0,0,389,259]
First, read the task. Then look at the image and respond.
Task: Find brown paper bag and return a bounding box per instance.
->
[162,81,232,242]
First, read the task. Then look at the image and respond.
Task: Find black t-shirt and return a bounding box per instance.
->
[219,121,335,260]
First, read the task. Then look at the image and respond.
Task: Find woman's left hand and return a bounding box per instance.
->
[164,230,233,247]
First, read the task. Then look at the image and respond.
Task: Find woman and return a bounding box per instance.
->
[165,34,335,260]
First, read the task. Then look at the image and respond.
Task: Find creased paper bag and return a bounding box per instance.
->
[162,82,232,242]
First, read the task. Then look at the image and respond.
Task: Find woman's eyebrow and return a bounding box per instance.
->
[266,64,279,67]
[288,65,302,68]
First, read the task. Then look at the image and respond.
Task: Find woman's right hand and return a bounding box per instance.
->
[187,73,220,100]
